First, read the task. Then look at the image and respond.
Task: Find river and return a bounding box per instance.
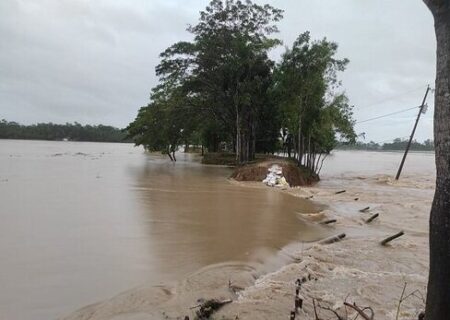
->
[0,140,330,320]
[0,140,435,320]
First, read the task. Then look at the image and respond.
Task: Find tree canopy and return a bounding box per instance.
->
[0,120,129,142]
[126,0,356,174]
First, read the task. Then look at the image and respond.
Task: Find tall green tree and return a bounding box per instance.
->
[274,32,355,173]
[127,1,355,173]
[156,0,283,163]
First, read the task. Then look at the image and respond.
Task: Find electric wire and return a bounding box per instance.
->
[355,106,419,124]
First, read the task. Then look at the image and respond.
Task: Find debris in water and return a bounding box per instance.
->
[193,299,232,319]
[319,233,346,245]
[381,231,404,246]
[320,219,337,225]
[365,213,379,224]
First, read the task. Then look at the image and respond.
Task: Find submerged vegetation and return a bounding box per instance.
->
[0,119,129,142]
[126,0,356,175]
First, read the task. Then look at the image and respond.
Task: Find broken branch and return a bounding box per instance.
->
[343,302,374,320]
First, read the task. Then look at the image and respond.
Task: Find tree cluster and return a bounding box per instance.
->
[0,119,129,143]
[126,0,356,174]
[337,138,434,151]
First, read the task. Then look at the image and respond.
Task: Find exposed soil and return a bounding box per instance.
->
[230,158,319,187]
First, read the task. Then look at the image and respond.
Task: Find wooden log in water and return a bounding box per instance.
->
[319,233,346,244]
[359,206,370,212]
[320,219,337,225]
[335,190,346,194]
[381,231,404,246]
[365,213,379,223]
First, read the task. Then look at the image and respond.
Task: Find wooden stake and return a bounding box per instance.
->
[381,231,405,245]
[365,213,379,223]
[320,233,346,244]
[295,296,303,310]
[320,219,337,225]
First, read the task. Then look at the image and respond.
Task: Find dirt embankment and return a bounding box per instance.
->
[230,158,319,187]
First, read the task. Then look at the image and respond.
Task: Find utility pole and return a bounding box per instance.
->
[395,85,431,180]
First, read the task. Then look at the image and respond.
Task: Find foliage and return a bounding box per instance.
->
[0,119,129,142]
[273,32,356,173]
[337,138,434,151]
[128,0,283,162]
[127,0,356,172]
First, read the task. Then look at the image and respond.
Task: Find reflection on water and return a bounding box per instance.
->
[0,140,320,320]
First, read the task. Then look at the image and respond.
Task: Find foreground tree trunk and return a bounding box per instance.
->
[423,1,450,318]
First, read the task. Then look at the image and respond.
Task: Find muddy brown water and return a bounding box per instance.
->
[0,140,326,320]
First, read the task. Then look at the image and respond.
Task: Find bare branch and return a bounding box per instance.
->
[343,302,374,320]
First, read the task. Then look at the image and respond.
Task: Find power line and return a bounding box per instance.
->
[356,85,427,110]
[355,106,419,124]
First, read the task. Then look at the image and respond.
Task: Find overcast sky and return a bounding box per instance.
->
[0,0,436,142]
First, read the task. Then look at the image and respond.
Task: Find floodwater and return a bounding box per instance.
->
[0,140,323,320]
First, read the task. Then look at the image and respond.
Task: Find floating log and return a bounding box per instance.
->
[381,231,405,246]
[319,233,346,244]
[335,190,346,194]
[320,219,337,225]
[365,213,379,223]
[354,197,359,201]
[359,206,370,212]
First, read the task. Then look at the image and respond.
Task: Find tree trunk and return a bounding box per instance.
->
[236,113,241,164]
[251,121,256,161]
[424,2,450,319]
[297,130,301,165]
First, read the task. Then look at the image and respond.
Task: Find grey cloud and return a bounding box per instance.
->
[0,0,437,142]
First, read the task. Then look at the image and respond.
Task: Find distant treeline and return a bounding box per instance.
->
[337,138,434,151]
[0,120,130,143]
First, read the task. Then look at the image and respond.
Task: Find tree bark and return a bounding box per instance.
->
[423,1,450,319]
[236,113,241,164]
